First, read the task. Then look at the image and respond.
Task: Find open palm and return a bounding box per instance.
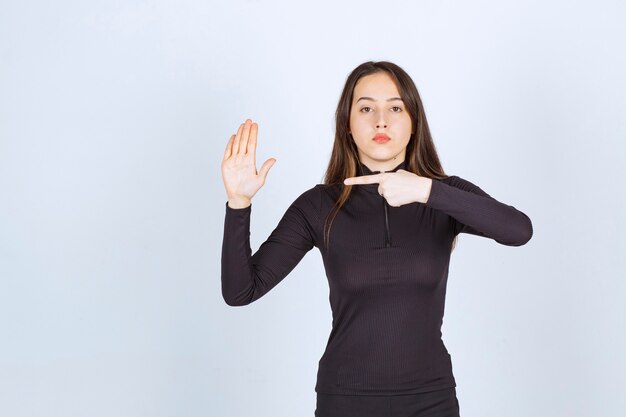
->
[222,119,276,206]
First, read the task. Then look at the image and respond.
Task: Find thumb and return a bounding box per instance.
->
[258,158,277,183]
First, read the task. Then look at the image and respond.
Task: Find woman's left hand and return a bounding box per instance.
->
[344,169,433,206]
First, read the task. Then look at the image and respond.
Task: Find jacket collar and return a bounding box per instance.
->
[357,159,407,176]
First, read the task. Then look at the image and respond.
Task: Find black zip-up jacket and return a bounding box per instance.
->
[221,159,533,395]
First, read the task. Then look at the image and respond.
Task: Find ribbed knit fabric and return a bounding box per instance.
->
[221,159,533,395]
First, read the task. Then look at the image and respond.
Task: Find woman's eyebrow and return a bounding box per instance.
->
[356,97,403,103]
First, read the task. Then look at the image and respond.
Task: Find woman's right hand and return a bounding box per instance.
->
[222,119,276,209]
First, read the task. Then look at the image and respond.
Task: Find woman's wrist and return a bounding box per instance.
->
[422,178,433,204]
[227,196,252,209]
[412,176,433,204]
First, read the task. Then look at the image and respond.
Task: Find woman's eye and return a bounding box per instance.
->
[392,106,402,112]
[360,107,372,112]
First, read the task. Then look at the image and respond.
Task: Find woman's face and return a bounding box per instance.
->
[349,72,413,171]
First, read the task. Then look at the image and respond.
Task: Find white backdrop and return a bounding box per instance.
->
[1,1,625,416]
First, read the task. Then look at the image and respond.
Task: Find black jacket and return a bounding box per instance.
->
[221,159,533,395]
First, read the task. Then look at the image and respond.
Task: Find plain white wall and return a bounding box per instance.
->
[1,0,625,416]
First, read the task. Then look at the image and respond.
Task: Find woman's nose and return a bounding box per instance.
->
[376,112,388,129]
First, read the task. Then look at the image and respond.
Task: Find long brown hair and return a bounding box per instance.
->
[322,61,458,252]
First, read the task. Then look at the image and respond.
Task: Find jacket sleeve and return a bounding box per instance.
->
[221,187,319,306]
[424,175,533,246]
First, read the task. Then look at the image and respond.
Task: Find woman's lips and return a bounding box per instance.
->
[373,134,390,143]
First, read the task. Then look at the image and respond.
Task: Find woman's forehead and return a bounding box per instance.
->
[353,74,401,101]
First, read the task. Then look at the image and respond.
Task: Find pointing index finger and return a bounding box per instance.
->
[344,174,382,185]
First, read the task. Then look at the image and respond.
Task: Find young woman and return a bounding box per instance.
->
[221,61,533,417]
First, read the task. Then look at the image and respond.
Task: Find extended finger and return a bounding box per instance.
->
[238,119,252,154]
[233,122,245,156]
[344,173,382,185]
[247,122,258,156]
[224,134,235,160]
